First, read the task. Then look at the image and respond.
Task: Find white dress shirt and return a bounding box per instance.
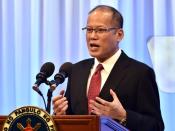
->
[87,49,122,94]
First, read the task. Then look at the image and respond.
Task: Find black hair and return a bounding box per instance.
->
[89,5,123,28]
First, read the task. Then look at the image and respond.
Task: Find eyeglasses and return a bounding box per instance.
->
[82,27,118,34]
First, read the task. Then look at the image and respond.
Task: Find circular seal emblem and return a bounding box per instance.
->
[2,106,56,131]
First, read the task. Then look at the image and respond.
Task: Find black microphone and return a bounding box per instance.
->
[50,62,72,91]
[33,62,55,95]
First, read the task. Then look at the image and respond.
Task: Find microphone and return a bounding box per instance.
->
[50,62,72,91]
[33,62,55,95]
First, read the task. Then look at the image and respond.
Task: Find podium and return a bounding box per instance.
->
[0,115,128,131]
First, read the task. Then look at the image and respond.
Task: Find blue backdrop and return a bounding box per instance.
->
[0,0,175,130]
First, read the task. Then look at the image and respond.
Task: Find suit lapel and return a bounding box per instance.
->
[71,59,94,114]
[99,51,130,101]
[79,59,94,99]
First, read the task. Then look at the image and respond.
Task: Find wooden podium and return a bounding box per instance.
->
[0,115,128,131]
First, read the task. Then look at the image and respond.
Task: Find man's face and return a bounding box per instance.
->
[86,10,123,62]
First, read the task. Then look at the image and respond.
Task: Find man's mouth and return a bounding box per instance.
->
[90,43,100,48]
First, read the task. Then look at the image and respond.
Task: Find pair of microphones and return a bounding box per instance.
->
[32,62,72,114]
[32,62,72,96]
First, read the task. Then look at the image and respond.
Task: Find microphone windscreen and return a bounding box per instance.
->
[40,62,55,78]
[59,62,73,77]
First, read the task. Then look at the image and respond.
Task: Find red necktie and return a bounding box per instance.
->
[88,64,103,113]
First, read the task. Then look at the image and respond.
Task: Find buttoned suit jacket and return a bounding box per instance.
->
[65,51,164,131]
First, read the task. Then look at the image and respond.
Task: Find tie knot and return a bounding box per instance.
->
[95,64,103,72]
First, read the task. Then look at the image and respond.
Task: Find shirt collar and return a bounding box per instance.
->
[94,49,122,73]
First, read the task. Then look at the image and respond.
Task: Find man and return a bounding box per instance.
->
[52,5,164,131]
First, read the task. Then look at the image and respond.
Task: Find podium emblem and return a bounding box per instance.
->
[2,106,56,131]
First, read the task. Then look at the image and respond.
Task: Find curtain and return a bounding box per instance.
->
[0,0,174,130]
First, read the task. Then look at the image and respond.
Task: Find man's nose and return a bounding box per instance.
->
[89,31,98,39]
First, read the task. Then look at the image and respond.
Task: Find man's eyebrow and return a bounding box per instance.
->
[86,25,107,28]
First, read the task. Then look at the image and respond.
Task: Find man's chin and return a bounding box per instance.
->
[89,53,100,58]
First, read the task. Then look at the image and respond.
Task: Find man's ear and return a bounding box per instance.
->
[116,28,124,42]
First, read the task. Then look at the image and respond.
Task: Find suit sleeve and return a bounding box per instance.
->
[126,68,164,131]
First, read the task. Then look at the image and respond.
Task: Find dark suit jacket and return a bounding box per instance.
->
[65,51,164,131]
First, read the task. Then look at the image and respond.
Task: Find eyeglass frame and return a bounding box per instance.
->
[82,26,119,34]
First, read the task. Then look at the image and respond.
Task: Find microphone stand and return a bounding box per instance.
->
[46,88,53,114]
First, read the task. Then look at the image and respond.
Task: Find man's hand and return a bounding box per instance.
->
[52,90,68,115]
[89,89,126,121]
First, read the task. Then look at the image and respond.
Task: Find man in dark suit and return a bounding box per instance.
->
[52,5,164,131]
